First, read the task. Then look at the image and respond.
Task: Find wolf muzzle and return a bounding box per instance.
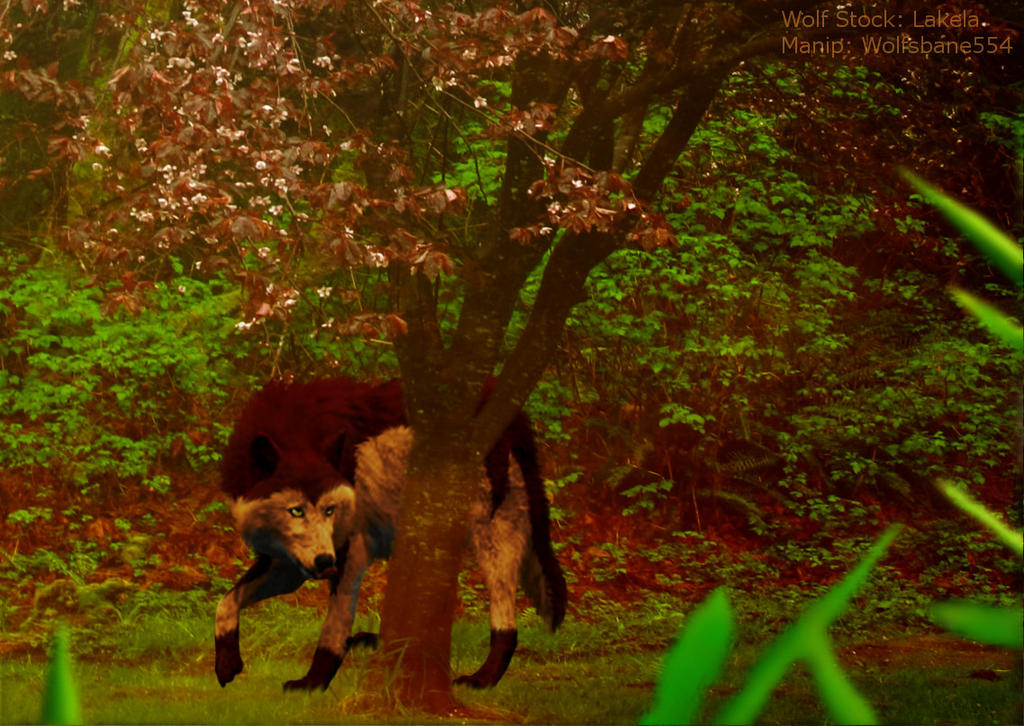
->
[313,554,337,579]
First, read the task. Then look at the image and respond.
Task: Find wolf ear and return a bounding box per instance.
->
[325,431,354,480]
[251,433,280,479]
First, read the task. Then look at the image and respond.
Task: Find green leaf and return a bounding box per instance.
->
[715,525,899,725]
[949,288,1023,354]
[41,624,83,725]
[803,638,879,725]
[936,479,1024,556]
[800,524,901,626]
[640,588,734,725]
[930,601,1023,649]
[900,170,1023,287]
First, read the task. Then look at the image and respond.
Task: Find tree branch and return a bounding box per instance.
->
[471,229,618,453]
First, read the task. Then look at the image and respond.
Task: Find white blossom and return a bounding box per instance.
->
[167,56,195,70]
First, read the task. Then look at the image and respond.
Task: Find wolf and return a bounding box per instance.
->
[214,378,566,691]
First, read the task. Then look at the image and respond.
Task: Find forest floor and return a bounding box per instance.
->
[0,618,1018,724]
[1,467,1021,723]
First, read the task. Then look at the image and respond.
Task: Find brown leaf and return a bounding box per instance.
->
[384,313,408,337]
[229,215,266,242]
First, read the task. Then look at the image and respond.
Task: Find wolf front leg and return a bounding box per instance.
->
[283,534,371,691]
[215,554,308,686]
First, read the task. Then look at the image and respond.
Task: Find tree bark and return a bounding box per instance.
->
[375,426,480,712]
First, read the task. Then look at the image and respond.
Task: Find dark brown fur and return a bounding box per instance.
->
[221,378,405,502]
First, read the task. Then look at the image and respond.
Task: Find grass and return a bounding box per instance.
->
[0,610,659,724]
[697,651,1021,726]
[2,591,1020,725]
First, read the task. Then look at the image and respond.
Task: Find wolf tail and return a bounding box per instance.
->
[478,377,566,630]
[510,420,567,631]
[520,549,557,629]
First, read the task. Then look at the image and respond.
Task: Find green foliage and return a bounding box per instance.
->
[639,589,733,725]
[937,480,1023,557]
[523,378,575,443]
[930,600,1023,650]
[642,527,899,725]
[7,506,53,525]
[901,170,1022,354]
[1,540,104,588]
[928,479,1023,654]
[950,289,1023,354]
[621,478,673,515]
[717,526,898,724]
[534,65,1020,525]
[0,250,243,492]
[902,170,1022,288]
[40,624,82,726]
[903,180,1024,660]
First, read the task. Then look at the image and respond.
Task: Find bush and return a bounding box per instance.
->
[0,251,244,494]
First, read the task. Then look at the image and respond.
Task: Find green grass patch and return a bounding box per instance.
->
[4,593,1020,724]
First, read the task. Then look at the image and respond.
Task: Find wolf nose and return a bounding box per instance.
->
[314,554,335,574]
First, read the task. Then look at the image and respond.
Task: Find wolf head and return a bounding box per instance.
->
[228,431,356,579]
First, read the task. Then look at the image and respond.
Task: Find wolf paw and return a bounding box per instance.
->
[215,645,244,686]
[282,674,327,691]
[453,629,516,688]
[282,647,342,692]
[453,672,495,689]
[215,631,244,686]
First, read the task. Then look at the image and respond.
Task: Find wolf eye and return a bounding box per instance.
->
[324,506,335,516]
[287,507,305,518]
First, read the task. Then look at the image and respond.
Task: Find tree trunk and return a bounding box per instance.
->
[370,6,753,713]
[375,427,480,713]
